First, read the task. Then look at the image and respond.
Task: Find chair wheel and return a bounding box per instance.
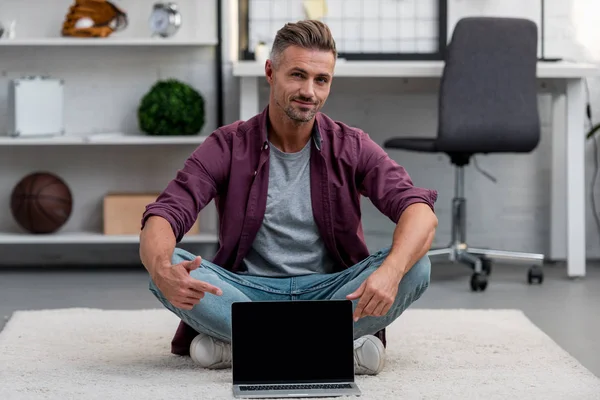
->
[470,273,488,292]
[480,257,492,275]
[527,265,544,285]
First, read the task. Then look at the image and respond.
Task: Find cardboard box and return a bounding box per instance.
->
[103,193,200,235]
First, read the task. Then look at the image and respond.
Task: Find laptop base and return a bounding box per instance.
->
[232,382,361,398]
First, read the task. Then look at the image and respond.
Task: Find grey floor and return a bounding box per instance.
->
[1,260,599,378]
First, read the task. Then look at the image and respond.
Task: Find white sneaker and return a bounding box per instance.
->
[189,332,385,374]
[189,333,232,369]
[354,335,386,375]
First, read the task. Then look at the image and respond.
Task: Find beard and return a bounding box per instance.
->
[281,96,319,123]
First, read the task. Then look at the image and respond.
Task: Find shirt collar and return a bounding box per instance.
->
[259,105,322,152]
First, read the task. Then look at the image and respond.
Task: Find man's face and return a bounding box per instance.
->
[266,46,335,123]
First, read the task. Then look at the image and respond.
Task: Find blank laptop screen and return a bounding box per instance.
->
[231,300,355,385]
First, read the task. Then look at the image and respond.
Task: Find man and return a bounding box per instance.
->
[139,20,438,375]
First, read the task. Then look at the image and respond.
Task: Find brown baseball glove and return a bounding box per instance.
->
[62,0,128,38]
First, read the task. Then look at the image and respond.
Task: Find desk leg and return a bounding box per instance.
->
[550,92,567,261]
[566,78,586,278]
[240,77,260,121]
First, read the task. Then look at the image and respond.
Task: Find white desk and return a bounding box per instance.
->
[232,60,600,278]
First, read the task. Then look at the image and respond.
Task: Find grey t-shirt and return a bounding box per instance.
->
[241,140,336,277]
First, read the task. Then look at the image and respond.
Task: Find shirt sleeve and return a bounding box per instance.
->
[356,131,438,223]
[140,130,231,242]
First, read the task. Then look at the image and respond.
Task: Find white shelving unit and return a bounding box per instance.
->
[0,133,209,146]
[0,0,221,264]
[0,38,218,47]
[0,231,218,245]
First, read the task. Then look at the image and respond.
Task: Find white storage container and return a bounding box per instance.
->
[7,76,65,137]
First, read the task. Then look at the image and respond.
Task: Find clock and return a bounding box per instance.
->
[149,2,181,38]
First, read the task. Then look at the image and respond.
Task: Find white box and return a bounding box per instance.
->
[8,76,65,137]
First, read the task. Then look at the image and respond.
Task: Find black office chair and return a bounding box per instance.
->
[384,17,545,292]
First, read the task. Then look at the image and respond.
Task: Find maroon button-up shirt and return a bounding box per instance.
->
[142,106,438,355]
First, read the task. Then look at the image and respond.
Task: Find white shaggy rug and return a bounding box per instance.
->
[0,308,599,400]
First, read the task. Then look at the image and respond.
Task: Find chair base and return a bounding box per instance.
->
[427,162,545,292]
[428,243,545,291]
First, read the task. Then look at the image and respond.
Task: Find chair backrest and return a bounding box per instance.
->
[436,17,541,154]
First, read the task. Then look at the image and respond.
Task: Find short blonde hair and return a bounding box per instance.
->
[270,20,337,67]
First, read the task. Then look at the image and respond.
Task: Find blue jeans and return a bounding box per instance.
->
[149,246,431,343]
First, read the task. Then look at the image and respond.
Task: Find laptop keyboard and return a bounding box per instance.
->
[240,383,352,391]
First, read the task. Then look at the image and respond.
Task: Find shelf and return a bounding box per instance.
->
[86,133,208,145]
[0,136,85,145]
[0,231,218,245]
[0,37,218,47]
[0,133,208,146]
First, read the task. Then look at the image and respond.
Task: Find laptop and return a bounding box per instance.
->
[231,299,361,398]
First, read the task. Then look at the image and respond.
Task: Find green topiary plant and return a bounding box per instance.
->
[137,79,205,136]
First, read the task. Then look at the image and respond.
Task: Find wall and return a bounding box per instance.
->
[1,0,599,265]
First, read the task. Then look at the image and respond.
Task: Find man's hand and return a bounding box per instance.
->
[152,256,223,310]
[346,263,403,321]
